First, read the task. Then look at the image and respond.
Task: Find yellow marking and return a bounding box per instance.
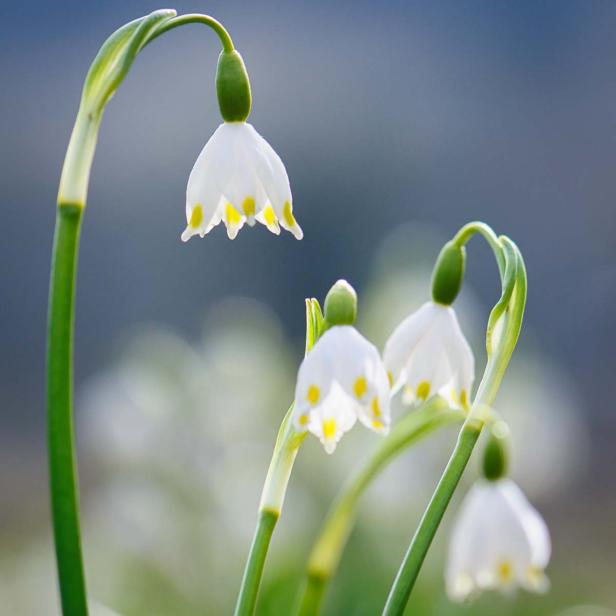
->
[416,381,431,400]
[242,197,256,217]
[371,397,381,417]
[460,389,469,410]
[263,205,276,226]
[451,389,459,406]
[299,414,309,427]
[189,205,203,229]
[372,419,384,430]
[387,371,394,388]
[283,201,296,227]
[307,385,320,405]
[353,377,367,399]
[323,418,336,441]
[225,203,242,225]
[497,560,513,583]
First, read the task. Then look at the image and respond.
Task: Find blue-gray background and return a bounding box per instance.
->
[1,1,615,614]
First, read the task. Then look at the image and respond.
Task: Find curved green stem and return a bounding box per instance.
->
[47,205,87,616]
[48,11,240,614]
[145,13,234,51]
[297,399,464,615]
[382,232,527,615]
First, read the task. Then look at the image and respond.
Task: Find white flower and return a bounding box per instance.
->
[446,479,551,601]
[182,122,302,241]
[293,326,391,453]
[383,301,474,410]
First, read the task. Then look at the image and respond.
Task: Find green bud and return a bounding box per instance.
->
[431,241,466,305]
[482,420,510,481]
[216,49,252,122]
[323,280,357,327]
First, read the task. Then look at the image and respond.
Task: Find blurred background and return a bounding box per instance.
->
[1,1,616,614]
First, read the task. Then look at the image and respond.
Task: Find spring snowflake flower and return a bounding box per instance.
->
[383,301,474,410]
[446,478,551,601]
[182,122,302,241]
[293,326,391,454]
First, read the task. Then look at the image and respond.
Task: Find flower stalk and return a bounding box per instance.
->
[47,10,243,614]
[382,230,527,615]
[297,397,465,615]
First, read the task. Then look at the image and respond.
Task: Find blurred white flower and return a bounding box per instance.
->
[182,122,302,241]
[293,326,391,453]
[446,478,551,602]
[383,301,474,410]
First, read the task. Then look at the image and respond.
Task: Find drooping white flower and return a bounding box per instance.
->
[293,326,391,453]
[182,122,302,241]
[383,301,474,410]
[446,479,551,602]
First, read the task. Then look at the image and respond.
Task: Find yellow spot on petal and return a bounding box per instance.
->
[299,414,309,427]
[225,203,242,225]
[371,397,381,417]
[416,381,431,400]
[460,389,469,410]
[387,371,394,388]
[497,560,513,584]
[353,377,367,399]
[263,205,276,226]
[189,204,203,229]
[372,419,384,430]
[242,197,255,217]
[323,418,336,441]
[283,201,296,227]
[307,385,320,405]
[450,389,459,407]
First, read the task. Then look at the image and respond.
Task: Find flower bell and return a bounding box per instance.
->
[182,49,302,241]
[446,421,550,601]
[292,280,390,453]
[445,478,551,601]
[383,241,474,409]
[292,326,391,453]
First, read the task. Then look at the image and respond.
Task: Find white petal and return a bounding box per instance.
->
[445,479,550,602]
[383,302,437,389]
[306,383,357,454]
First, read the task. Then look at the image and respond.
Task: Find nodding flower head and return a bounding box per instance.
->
[446,478,551,602]
[182,122,302,241]
[293,326,391,454]
[383,301,474,410]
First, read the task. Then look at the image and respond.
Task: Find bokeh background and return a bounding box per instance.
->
[2,1,616,614]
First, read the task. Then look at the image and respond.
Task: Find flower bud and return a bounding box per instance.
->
[482,420,510,481]
[324,280,357,327]
[431,241,466,305]
[216,49,252,122]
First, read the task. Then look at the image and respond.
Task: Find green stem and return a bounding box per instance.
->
[234,509,279,616]
[382,235,527,615]
[381,421,480,616]
[49,10,242,614]
[47,205,87,616]
[297,399,464,615]
[145,13,234,51]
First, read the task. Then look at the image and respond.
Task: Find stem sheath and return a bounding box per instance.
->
[47,205,87,616]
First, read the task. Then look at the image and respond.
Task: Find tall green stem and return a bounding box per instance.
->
[47,205,87,616]
[234,510,279,616]
[382,235,527,615]
[298,399,464,616]
[47,10,239,614]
